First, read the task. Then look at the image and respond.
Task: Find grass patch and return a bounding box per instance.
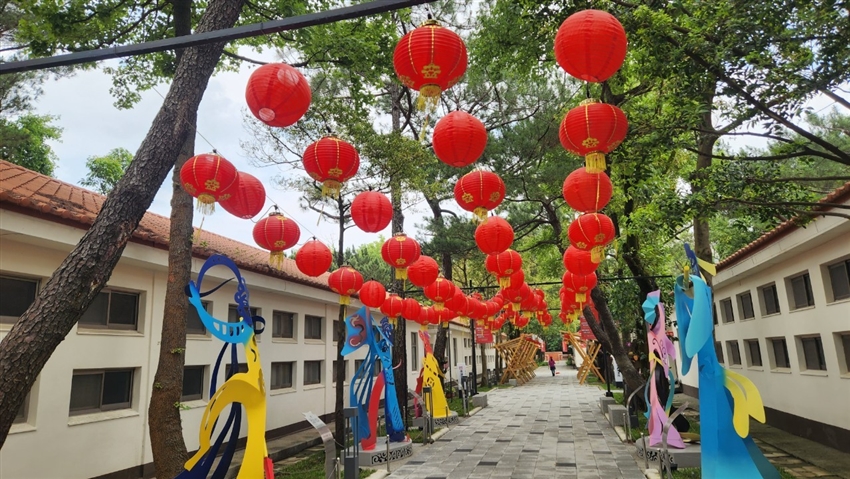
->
[274,451,375,479]
[672,467,795,479]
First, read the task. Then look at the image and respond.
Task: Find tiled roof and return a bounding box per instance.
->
[0,160,332,291]
[716,180,850,271]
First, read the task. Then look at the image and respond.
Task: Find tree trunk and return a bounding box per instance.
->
[389,182,407,427]
[0,0,246,447]
[693,125,718,284]
[425,196,451,368]
[334,193,347,450]
[583,287,643,394]
[479,343,488,388]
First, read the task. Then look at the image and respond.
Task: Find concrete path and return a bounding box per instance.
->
[388,365,645,479]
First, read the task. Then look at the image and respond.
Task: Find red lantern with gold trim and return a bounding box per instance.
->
[567,213,615,263]
[219,171,266,219]
[245,63,311,127]
[301,136,360,198]
[328,266,363,305]
[351,191,392,233]
[454,170,506,221]
[432,111,487,168]
[393,20,467,112]
[554,9,627,83]
[474,216,514,255]
[407,255,440,288]
[423,276,456,311]
[381,233,422,280]
[563,246,598,276]
[559,100,628,173]
[502,282,531,311]
[381,293,404,320]
[420,306,438,326]
[295,238,333,277]
[506,269,525,289]
[562,169,613,213]
[402,298,422,323]
[486,249,523,288]
[359,280,387,309]
[444,289,469,316]
[253,210,301,268]
[180,153,238,215]
[562,271,597,304]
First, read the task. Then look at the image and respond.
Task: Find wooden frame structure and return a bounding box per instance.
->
[494,335,539,385]
[566,333,605,384]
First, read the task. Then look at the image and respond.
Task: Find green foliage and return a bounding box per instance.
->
[80,147,133,194]
[336,238,392,284]
[0,114,61,176]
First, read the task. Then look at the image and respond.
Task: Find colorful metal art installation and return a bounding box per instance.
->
[642,290,685,449]
[414,329,449,418]
[342,306,407,450]
[177,255,272,479]
[675,250,779,478]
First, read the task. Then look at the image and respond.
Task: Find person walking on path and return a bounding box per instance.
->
[549,356,556,376]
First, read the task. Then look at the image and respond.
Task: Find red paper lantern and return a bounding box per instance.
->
[295,239,333,277]
[454,170,506,220]
[423,276,456,311]
[563,246,598,276]
[245,63,311,127]
[502,282,531,311]
[393,20,468,111]
[407,255,440,288]
[328,266,363,305]
[437,308,455,324]
[485,249,523,288]
[567,213,615,263]
[562,271,597,304]
[359,280,387,309]
[351,191,392,233]
[420,306,437,325]
[302,136,360,198]
[506,269,525,289]
[381,293,404,320]
[444,289,469,316]
[562,169,613,213]
[402,298,422,322]
[432,111,487,167]
[218,171,266,219]
[381,233,422,280]
[179,153,238,215]
[554,9,627,83]
[474,216,514,255]
[559,100,628,173]
[253,211,301,268]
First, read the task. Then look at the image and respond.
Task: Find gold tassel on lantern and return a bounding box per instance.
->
[339,294,351,306]
[418,84,442,141]
[269,251,284,269]
[394,267,408,280]
[473,207,488,221]
[499,276,510,288]
[576,292,587,303]
[322,180,343,199]
[585,152,607,174]
[196,193,217,215]
[591,245,605,263]
[434,302,444,311]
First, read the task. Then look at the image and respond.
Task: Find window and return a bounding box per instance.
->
[839,333,850,374]
[305,315,323,340]
[271,362,294,390]
[333,360,346,383]
[373,359,383,378]
[719,299,734,323]
[799,336,827,371]
[187,301,210,335]
[770,338,791,369]
[272,311,295,339]
[715,341,725,363]
[712,308,718,325]
[79,289,139,330]
[788,273,815,310]
[410,332,419,371]
[333,320,342,342]
[453,338,458,366]
[225,363,248,380]
[229,305,259,323]
[182,366,205,401]
[354,359,365,375]
[726,341,742,365]
[14,393,29,424]
[745,339,762,367]
[737,292,755,320]
[0,275,38,325]
[70,369,134,415]
[827,259,850,302]
[304,360,322,385]
[759,284,781,316]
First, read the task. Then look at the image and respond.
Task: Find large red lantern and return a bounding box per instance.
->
[485,249,523,288]
[381,233,422,280]
[559,100,628,173]
[253,211,301,268]
[351,191,392,233]
[563,246,598,276]
[432,111,487,168]
[301,136,360,198]
[567,213,615,263]
[218,171,266,219]
[454,170,506,220]
[358,280,387,309]
[420,306,437,326]
[474,216,514,255]
[407,255,440,288]
[444,289,469,316]
[402,298,422,323]
[506,269,525,289]
[381,293,404,321]
[245,63,311,127]
[392,20,468,112]
[295,239,333,277]
[562,271,597,304]
[423,276,456,311]
[563,169,613,213]
[179,153,238,215]
[328,266,363,305]
[502,282,531,311]
[554,9,627,83]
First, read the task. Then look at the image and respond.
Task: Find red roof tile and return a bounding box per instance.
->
[0,160,332,292]
[716,180,850,271]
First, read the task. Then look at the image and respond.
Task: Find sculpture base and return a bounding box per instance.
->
[359,436,413,466]
[412,410,460,430]
[635,436,701,468]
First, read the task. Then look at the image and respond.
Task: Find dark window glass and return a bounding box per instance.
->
[727,341,742,365]
[79,292,109,327]
[771,338,790,369]
[801,336,827,371]
[410,332,419,371]
[225,363,248,380]
[187,301,209,335]
[715,341,725,363]
[304,361,322,385]
[229,305,258,324]
[70,369,133,414]
[712,308,718,325]
[828,261,850,301]
[354,359,365,374]
[79,290,139,329]
[14,394,28,424]
[738,292,755,319]
[271,362,293,389]
[0,276,38,324]
[182,366,204,401]
[746,340,762,367]
[102,370,133,407]
[305,315,323,340]
[272,311,295,338]
[790,273,815,309]
[762,284,780,315]
[720,299,734,323]
[842,334,850,374]
[109,292,138,326]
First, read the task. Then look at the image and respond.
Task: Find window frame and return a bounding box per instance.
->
[759,283,781,316]
[228,304,259,324]
[798,335,827,372]
[304,315,323,341]
[745,339,762,368]
[714,341,725,364]
[14,393,29,424]
[737,291,755,320]
[769,337,791,370]
[837,332,850,375]
[410,332,419,371]
[181,365,205,401]
[69,368,134,416]
[825,259,850,302]
[727,340,742,366]
[272,310,296,339]
[0,274,40,325]
[270,361,295,390]
[719,298,735,323]
[787,272,815,310]
[186,300,210,336]
[304,360,323,385]
[225,363,249,380]
[78,288,140,331]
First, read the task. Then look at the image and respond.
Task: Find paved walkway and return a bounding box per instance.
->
[388,365,645,479]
